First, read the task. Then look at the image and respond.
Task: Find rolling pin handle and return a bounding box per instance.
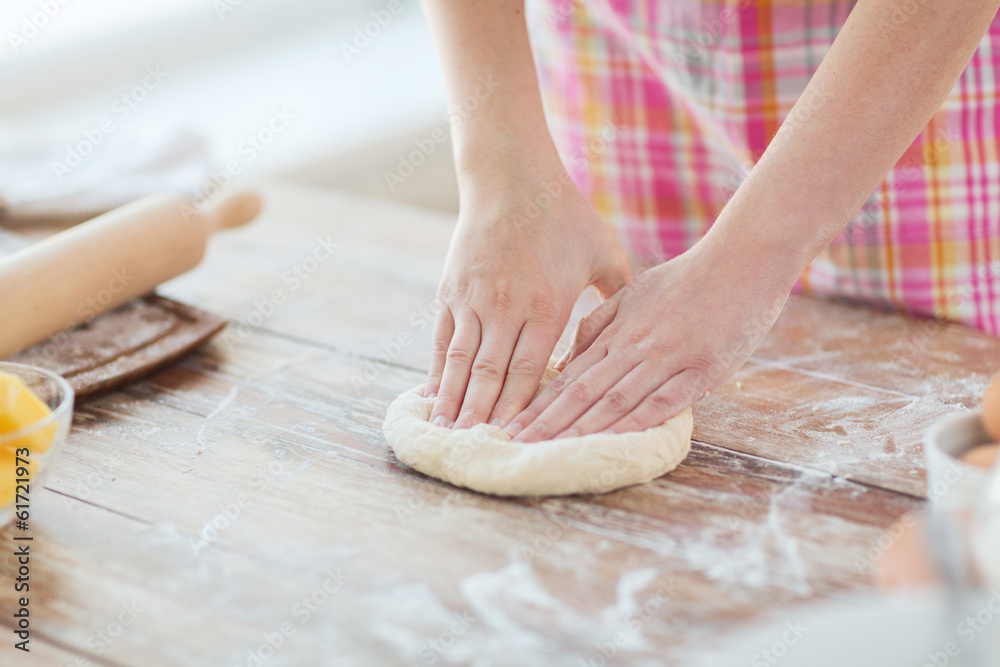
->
[204,190,263,231]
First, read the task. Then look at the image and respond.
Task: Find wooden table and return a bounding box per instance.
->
[2,182,998,666]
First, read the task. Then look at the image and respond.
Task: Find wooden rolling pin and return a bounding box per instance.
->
[0,190,262,359]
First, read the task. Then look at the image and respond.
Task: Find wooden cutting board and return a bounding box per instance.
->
[1,227,226,402]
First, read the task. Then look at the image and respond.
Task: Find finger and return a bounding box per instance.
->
[428,314,482,428]
[556,360,666,437]
[503,342,606,438]
[512,353,631,442]
[425,306,455,398]
[487,318,563,429]
[607,368,711,435]
[555,291,622,371]
[452,327,518,429]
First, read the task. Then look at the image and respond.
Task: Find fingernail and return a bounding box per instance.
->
[505,422,524,438]
[601,428,616,435]
[424,391,437,399]
[488,418,502,427]
[432,416,450,428]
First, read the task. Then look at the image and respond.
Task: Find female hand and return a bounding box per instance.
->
[504,239,796,441]
[426,171,632,430]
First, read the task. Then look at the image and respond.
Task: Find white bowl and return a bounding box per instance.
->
[925,409,993,510]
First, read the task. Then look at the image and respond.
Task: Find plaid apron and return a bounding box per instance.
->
[527,0,1000,334]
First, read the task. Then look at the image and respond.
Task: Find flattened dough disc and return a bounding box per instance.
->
[382,367,693,497]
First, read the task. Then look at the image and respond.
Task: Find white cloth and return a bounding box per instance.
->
[0,125,209,223]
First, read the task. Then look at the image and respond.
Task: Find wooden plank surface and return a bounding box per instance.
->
[2,181,995,665]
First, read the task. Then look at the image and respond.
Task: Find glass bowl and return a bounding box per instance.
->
[0,362,74,528]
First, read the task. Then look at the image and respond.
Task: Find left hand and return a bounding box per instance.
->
[504,240,796,441]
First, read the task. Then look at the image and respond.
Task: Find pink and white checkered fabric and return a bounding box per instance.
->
[527,0,1000,334]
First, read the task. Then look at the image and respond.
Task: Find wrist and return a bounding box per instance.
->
[695,215,804,295]
[454,132,569,203]
[700,176,834,290]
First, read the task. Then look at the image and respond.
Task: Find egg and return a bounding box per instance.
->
[983,372,1000,441]
[959,443,999,469]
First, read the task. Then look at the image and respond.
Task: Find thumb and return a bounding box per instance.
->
[555,290,623,371]
[590,245,632,300]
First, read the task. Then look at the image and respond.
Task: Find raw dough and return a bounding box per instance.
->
[382,366,693,497]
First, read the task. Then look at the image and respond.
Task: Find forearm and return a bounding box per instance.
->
[705,0,1000,282]
[421,0,562,188]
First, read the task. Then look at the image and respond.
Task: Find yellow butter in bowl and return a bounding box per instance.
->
[0,371,55,509]
[0,370,56,455]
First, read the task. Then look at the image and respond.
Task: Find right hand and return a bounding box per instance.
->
[426,169,631,430]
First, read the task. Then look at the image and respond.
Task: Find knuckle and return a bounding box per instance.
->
[445,347,475,365]
[623,327,653,347]
[603,390,630,412]
[507,356,541,377]
[564,381,592,405]
[647,391,675,414]
[490,281,515,313]
[688,354,719,373]
[576,315,596,338]
[681,365,718,396]
[437,281,459,303]
[431,341,451,356]
[548,372,573,393]
[470,357,504,380]
[529,297,562,326]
